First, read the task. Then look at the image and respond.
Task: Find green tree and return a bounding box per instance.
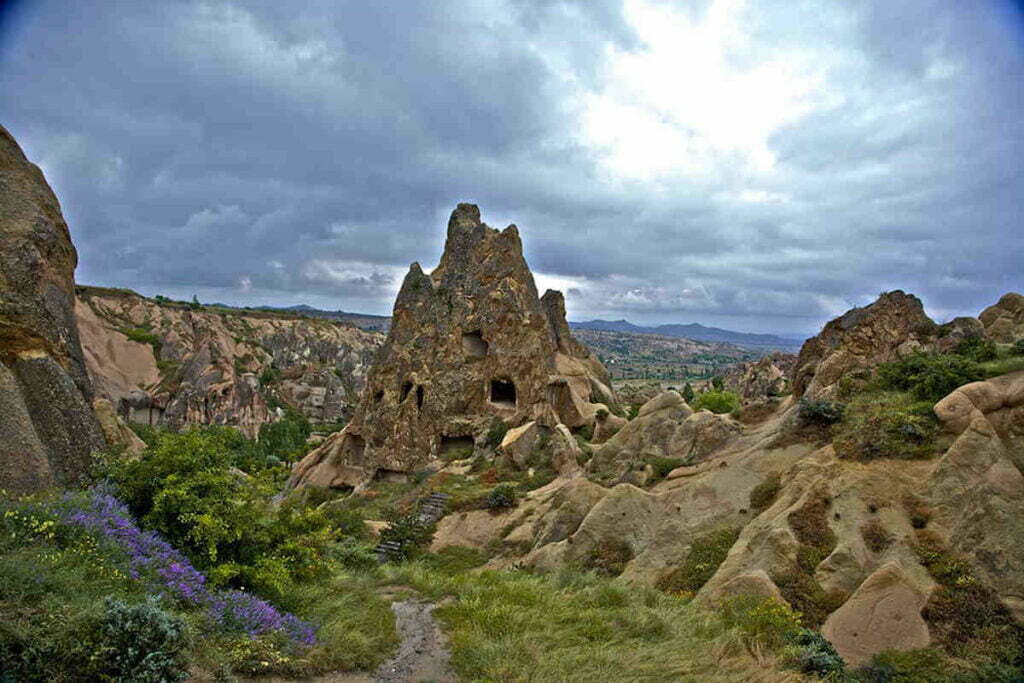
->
[681,382,696,403]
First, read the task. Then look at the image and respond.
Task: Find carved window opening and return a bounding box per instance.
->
[416,385,424,410]
[373,389,384,404]
[462,331,488,358]
[490,378,517,408]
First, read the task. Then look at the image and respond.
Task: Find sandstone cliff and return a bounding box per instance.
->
[290,204,617,490]
[0,125,106,492]
[979,292,1024,343]
[76,287,382,435]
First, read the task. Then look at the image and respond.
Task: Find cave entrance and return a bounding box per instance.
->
[490,378,517,408]
[439,434,475,461]
[462,331,489,358]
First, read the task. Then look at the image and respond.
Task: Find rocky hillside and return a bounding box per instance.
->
[0,126,110,493]
[354,288,1024,675]
[77,286,383,435]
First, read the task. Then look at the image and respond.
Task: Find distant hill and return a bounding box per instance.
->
[570,319,803,351]
[259,304,392,332]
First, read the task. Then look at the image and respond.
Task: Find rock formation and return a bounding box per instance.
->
[979,292,1024,343]
[0,125,106,492]
[792,291,934,400]
[724,352,795,403]
[77,286,381,435]
[290,204,616,490]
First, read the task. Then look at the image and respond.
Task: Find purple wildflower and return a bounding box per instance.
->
[56,489,317,649]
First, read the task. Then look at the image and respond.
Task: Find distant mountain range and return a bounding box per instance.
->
[569,319,804,350]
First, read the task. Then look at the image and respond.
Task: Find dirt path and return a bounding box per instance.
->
[371,599,454,683]
[254,594,454,683]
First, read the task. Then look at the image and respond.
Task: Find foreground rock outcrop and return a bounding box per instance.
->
[792,291,934,400]
[979,292,1024,343]
[77,287,381,435]
[0,125,106,492]
[291,204,616,490]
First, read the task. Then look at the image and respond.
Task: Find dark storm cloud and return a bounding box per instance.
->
[0,0,1021,334]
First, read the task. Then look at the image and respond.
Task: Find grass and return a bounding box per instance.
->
[832,390,940,461]
[379,562,797,682]
[749,472,782,513]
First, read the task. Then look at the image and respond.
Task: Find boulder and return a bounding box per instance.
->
[92,398,146,457]
[592,407,627,444]
[979,292,1024,343]
[499,421,539,467]
[291,205,616,490]
[724,353,794,403]
[792,291,935,400]
[0,125,106,492]
[821,563,932,666]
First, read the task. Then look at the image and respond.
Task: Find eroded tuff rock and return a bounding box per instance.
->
[792,291,934,400]
[290,204,616,490]
[724,352,795,403]
[588,391,740,480]
[0,125,105,492]
[930,371,1024,621]
[979,292,1024,343]
[77,287,381,435]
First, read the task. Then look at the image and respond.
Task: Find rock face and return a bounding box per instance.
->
[792,291,933,400]
[77,287,381,435]
[589,391,740,480]
[979,292,1024,343]
[930,371,1024,621]
[290,204,616,490]
[725,353,795,403]
[0,125,106,492]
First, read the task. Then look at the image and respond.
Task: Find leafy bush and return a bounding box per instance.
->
[691,390,741,414]
[255,408,312,464]
[856,647,947,682]
[874,352,984,402]
[797,398,845,426]
[486,483,518,509]
[99,597,190,682]
[681,382,696,403]
[1015,339,1024,356]
[749,472,782,512]
[785,627,845,678]
[833,391,939,461]
[656,527,739,594]
[711,376,725,391]
[485,419,509,449]
[954,336,998,362]
[902,494,933,529]
[104,427,338,605]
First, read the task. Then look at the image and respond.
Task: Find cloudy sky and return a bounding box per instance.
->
[1,0,1022,334]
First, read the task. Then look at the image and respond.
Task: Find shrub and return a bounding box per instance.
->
[485,419,509,449]
[259,366,282,385]
[788,489,837,553]
[99,597,190,682]
[1015,339,1024,356]
[681,383,696,403]
[902,495,933,529]
[711,376,725,391]
[785,627,845,678]
[580,538,634,577]
[720,595,802,649]
[861,519,892,553]
[486,484,518,510]
[954,336,998,362]
[874,352,984,402]
[649,456,685,481]
[857,647,947,682]
[833,391,940,461]
[691,390,741,414]
[656,527,739,594]
[797,398,845,426]
[749,472,782,512]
